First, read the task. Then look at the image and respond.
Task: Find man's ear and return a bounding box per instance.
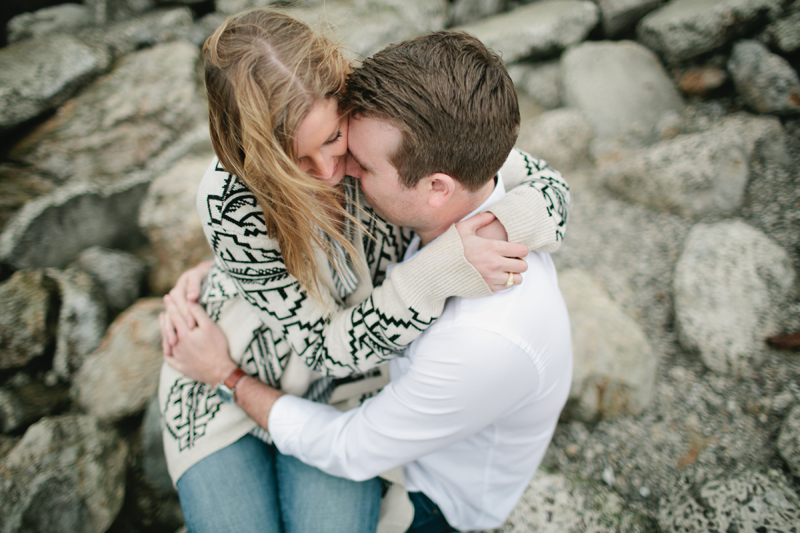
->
[425,173,456,209]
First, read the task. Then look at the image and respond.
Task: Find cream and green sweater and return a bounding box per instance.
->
[159,148,570,483]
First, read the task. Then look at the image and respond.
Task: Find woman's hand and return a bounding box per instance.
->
[456,212,528,292]
[161,260,213,355]
[160,294,237,387]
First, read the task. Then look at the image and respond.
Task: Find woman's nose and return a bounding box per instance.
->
[304,154,335,181]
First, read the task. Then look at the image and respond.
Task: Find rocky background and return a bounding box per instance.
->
[0,0,799,531]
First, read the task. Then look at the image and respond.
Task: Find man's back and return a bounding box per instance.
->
[393,248,572,529]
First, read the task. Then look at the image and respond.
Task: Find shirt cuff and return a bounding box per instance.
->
[269,394,336,457]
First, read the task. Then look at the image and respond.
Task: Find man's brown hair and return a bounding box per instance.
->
[343,31,520,191]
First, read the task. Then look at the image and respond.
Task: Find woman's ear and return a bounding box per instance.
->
[425,173,456,208]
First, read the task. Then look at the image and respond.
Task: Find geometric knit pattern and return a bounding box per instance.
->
[160,148,571,478]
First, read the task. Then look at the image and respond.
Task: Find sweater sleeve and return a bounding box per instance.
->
[197,161,489,378]
[488,148,571,253]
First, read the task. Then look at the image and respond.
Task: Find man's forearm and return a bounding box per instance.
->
[234,375,285,431]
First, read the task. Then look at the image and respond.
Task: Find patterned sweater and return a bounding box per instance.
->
[159,148,570,482]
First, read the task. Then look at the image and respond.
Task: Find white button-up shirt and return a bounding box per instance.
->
[269,176,573,531]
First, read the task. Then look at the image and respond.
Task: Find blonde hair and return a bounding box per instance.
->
[203,8,356,298]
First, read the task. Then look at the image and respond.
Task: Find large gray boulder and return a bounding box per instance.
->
[73,298,163,422]
[777,404,800,477]
[84,0,156,23]
[448,0,507,26]
[0,173,151,270]
[561,40,683,156]
[559,269,657,421]
[674,220,796,376]
[141,395,173,494]
[456,1,599,63]
[287,0,448,59]
[767,10,800,53]
[728,40,800,115]
[658,470,800,532]
[0,165,57,233]
[0,34,111,133]
[47,268,108,381]
[0,382,69,434]
[9,40,206,183]
[637,0,782,63]
[507,60,562,110]
[596,0,662,37]
[517,109,593,171]
[71,246,146,315]
[0,270,56,371]
[601,113,788,217]
[76,7,196,61]
[0,414,128,533]
[139,152,214,295]
[7,4,94,44]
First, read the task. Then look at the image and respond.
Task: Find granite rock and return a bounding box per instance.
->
[728,39,800,115]
[597,0,662,37]
[73,298,163,421]
[7,4,94,44]
[71,246,146,315]
[0,270,56,371]
[777,404,800,477]
[517,109,593,171]
[674,220,795,376]
[507,60,562,110]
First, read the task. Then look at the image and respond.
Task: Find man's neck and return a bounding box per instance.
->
[417,176,498,247]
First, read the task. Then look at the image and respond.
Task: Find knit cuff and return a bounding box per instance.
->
[488,188,560,253]
[390,225,491,317]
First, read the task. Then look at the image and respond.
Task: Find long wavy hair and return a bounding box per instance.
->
[203,8,356,299]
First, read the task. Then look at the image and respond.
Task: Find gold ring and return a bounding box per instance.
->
[505,272,515,289]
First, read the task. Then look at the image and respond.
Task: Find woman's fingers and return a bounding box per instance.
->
[163,294,190,339]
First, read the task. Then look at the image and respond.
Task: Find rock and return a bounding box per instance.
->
[456,0,599,63]
[677,66,728,96]
[0,165,57,233]
[216,0,286,15]
[7,4,94,44]
[778,404,800,477]
[0,382,69,434]
[517,109,593,171]
[767,10,800,53]
[0,173,151,270]
[0,270,56,371]
[728,40,800,115]
[9,40,205,183]
[601,121,748,217]
[596,0,662,37]
[559,269,657,421]
[658,470,800,532]
[84,0,156,24]
[288,0,448,59]
[139,152,214,295]
[73,298,163,422]
[76,8,196,61]
[0,34,111,133]
[141,395,173,494]
[561,40,684,155]
[494,470,654,531]
[47,268,107,381]
[448,0,507,26]
[674,220,796,376]
[72,247,146,315]
[507,60,562,110]
[637,0,782,63]
[0,414,128,533]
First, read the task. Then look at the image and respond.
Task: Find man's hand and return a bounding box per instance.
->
[456,212,528,292]
[160,295,237,387]
[162,260,213,355]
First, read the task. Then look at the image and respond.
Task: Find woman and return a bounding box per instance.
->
[159,7,570,533]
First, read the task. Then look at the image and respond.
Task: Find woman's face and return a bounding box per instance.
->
[295,98,348,187]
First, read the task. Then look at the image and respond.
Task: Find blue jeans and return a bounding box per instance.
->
[177,434,382,533]
[406,491,456,533]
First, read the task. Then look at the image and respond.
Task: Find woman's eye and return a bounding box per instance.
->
[324,131,342,145]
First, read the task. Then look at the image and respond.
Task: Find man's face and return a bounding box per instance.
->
[345,116,427,229]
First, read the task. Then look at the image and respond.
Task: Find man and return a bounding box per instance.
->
[166,31,572,531]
